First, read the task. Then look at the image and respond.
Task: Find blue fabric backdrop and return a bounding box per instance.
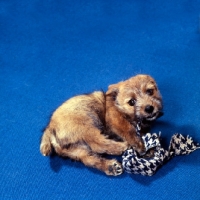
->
[0,0,200,199]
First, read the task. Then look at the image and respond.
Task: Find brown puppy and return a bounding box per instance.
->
[40,74,163,176]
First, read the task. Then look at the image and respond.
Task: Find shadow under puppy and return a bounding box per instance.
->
[40,74,163,176]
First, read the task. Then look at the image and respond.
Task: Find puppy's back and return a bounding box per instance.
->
[53,91,105,117]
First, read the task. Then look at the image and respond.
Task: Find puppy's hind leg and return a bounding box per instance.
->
[81,152,123,176]
[53,144,123,176]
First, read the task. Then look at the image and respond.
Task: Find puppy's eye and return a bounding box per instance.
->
[128,99,136,106]
[146,89,154,96]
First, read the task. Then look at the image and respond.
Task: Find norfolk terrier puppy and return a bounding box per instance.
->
[40,74,163,176]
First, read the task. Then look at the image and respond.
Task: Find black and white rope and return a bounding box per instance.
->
[122,132,200,176]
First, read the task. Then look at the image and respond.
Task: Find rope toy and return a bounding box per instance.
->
[122,126,200,176]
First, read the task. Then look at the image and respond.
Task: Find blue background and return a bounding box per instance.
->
[0,0,200,199]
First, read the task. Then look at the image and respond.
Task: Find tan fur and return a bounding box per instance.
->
[40,74,163,176]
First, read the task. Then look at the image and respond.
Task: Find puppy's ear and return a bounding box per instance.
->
[106,83,121,101]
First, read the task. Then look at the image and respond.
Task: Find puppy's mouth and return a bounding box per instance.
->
[138,111,164,123]
[146,111,162,121]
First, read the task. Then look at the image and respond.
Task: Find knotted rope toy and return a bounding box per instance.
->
[122,123,200,176]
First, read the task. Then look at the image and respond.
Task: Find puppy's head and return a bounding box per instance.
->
[106,74,163,124]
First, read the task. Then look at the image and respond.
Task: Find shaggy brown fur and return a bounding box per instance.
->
[40,74,163,176]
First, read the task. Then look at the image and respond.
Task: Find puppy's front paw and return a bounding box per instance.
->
[105,160,123,176]
[143,149,155,158]
[114,141,128,154]
[107,141,128,155]
[136,148,146,156]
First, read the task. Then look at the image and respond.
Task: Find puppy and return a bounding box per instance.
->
[40,74,163,176]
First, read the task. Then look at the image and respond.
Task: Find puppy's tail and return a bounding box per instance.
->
[40,127,53,156]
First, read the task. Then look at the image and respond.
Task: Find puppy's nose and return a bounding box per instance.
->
[145,105,154,113]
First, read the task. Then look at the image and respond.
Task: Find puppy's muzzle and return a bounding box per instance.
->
[143,103,163,120]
